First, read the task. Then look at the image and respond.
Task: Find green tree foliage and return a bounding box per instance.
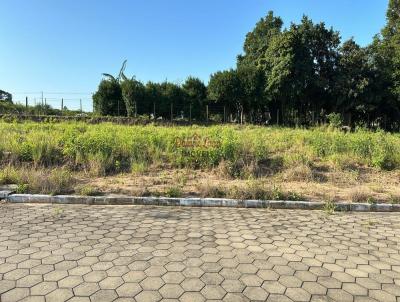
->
[237,11,283,68]
[121,78,146,117]
[89,2,400,130]
[93,79,124,116]
[182,77,207,120]
[208,69,243,121]
[0,90,12,103]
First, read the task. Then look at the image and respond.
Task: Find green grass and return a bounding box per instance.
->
[1,122,400,177]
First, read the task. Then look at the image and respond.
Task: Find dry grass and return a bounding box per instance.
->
[0,165,75,195]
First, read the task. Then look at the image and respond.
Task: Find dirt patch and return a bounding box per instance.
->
[80,167,400,203]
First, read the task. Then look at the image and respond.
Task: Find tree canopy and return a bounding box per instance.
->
[91,2,400,130]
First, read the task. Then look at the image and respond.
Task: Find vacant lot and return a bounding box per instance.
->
[1,121,400,203]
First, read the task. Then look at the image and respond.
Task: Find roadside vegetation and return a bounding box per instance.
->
[0,121,399,202]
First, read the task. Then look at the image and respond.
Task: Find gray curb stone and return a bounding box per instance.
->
[4,194,400,212]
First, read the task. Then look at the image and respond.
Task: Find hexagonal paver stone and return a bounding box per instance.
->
[262,280,286,294]
[84,271,108,282]
[140,277,165,290]
[165,262,185,272]
[221,280,246,293]
[123,271,146,282]
[302,281,327,295]
[278,275,302,288]
[369,289,397,302]
[145,266,167,277]
[181,278,205,291]
[45,288,73,302]
[4,268,29,280]
[285,288,311,302]
[74,282,100,296]
[99,276,124,289]
[162,272,185,284]
[0,280,15,294]
[106,266,129,277]
[44,270,69,282]
[237,264,258,274]
[201,272,224,285]
[135,290,162,302]
[180,292,205,302]
[201,285,227,300]
[159,284,184,299]
[116,283,142,297]
[183,267,204,278]
[58,275,84,288]
[243,287,269,301]
[90,289,118,302]
[31,281,58,295]
[327,289,354,302]
[66,298,90,302]
[240,274,263,287]
[68,266,92,276]
[19,296,46,302]
[1,288,29,302]
[258,269,279,281]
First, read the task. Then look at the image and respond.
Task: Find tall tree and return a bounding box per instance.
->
[237,11,283,68]
[182,77,207,120]
[121,78,146,117]
[208,69,243,122]
[93,79,124,116]
[335,39,371,125]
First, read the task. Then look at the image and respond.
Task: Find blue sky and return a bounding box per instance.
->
[0,0,389,111]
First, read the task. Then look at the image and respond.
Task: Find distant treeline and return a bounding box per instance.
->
[92,1,400,130]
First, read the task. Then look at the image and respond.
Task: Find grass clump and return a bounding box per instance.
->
[165,186,182,198]
[77,185,102,196]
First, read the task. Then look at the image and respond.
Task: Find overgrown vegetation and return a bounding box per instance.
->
[1,122,399,173]
[1,121,400,199]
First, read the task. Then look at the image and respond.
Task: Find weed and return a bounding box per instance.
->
[323,200,336,215]
[165,186,182,198]
[389,194,400,204]
[15,183,29,194]
[78,185,102,196]
[350,189,373,203]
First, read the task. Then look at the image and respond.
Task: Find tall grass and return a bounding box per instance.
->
[1,122,399,176]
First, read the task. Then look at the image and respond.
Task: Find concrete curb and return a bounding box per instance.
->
[2,193,400,212]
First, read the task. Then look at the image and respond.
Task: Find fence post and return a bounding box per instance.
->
[223,106,226,123]
[206,105,209,123]
[277,109,279,125]
[25,97,28,108]
[153,102,156,119]
[135,101,137,118]
[80,99,82,113]
[170,103,173,121]
[189,104,192,122]
[61,98,64,115]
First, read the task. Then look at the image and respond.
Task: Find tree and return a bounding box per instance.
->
[237,11,283,68]
[236,66,265,122]
[208,69,243,122]
[382,0,400,99]
[145,82,163,118]
[93,79,124,116]
[161,82,186,119]
[335,39,371,125]
[0,90,12,103]
[262,17,341,125]
[182,77,207,120]
[121,78,146,117]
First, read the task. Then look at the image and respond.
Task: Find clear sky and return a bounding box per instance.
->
[0,0,389,111]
